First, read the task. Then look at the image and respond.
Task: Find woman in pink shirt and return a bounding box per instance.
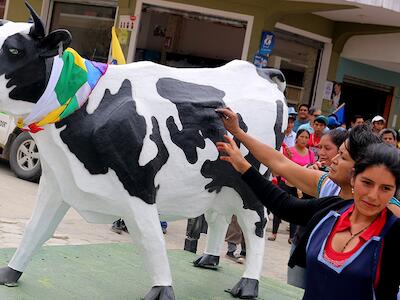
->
[290,129,315,167]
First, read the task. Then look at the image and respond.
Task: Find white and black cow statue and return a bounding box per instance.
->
[0,3,287,300]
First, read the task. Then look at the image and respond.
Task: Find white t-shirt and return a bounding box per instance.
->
[318,174,340,197]
[284,131,296,148]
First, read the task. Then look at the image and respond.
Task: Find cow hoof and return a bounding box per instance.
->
[193,254,219,270]
[226,277,259,299]
[0,267,22,287]
[143,286,175,300]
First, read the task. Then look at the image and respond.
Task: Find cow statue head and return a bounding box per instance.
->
[0,2,71,116]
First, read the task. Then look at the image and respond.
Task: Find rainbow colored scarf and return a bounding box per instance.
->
[17,48,108,133]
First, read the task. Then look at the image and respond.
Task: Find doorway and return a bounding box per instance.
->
[268,29,324,107]
[130,1,253,67]
[341,76,393,124]
[0,0,5,18]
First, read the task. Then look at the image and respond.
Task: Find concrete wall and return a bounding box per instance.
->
[119,0,344,61]
[336,58,400,89]
[6,0,42,22]
[7,1,398,65]
[6,0,400,119]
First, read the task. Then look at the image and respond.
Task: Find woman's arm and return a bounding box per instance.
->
[216,108,324,197]
[387,204,400,217]
[217,135,321,225]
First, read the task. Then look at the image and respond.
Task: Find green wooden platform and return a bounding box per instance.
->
[0,243,303,300]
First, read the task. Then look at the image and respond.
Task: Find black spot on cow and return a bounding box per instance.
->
[256,68,285,84]
[201,114,267,237]
[259,99,285,192]
[256,68,286,94]
[56,79,168,204]
[156,78,271,237]
[201,99,285,237]
[156,78,226,164]
[274,100,285,151]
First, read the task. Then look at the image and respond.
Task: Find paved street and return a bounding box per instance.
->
[0,159,292,283]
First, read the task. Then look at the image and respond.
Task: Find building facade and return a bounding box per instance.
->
[3,0,400,128]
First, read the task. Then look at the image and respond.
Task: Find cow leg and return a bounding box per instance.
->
[122,200,175,300]
[0,176,70,286]
[193,210,230,269]
[227,209,267,299]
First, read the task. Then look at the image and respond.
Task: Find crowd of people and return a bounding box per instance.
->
[224,104,399,262]
[215,104,400,300]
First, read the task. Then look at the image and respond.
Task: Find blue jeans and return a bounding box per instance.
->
[287,243,306,289]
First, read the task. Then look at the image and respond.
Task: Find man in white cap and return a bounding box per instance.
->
[371,115,386,134]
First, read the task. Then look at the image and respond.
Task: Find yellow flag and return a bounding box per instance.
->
[111,26,126,65]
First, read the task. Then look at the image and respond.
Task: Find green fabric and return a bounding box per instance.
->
[55,51,87,106]
[59,95,79,119]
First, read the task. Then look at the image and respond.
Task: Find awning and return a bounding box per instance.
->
[288,0,400,26]
[341,32,400,73]
[345,0,400,12]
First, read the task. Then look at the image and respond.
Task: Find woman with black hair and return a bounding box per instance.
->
[217,138,400,300]
[309,129,348,172]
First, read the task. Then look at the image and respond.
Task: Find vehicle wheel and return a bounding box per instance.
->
[9,132,41,182]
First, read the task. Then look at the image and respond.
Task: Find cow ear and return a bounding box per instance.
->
[39,29,72,58]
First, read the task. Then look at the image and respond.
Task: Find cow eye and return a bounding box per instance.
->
[9,48,19,55]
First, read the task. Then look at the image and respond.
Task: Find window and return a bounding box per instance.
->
[49,2,116,62]
[134,4,247,67]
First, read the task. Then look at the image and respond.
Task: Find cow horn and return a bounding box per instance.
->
[25,1,46,38]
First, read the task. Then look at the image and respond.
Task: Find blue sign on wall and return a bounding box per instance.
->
[253,53,269,68]
[259,31,275,55]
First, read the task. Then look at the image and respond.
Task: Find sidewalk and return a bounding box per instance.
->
[0,244,303,300]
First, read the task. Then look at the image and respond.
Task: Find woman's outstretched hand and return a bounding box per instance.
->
[215,107,242,136]
[216,135,251,174]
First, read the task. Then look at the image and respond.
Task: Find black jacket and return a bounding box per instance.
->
[242,167,400,300]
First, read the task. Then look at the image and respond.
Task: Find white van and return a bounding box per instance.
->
[0,112,41,181]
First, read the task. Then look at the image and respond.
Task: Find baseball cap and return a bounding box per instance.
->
[372,115,385,123]
[288,107,297,117]
[314,115,329,126]
[328,115,341,128]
